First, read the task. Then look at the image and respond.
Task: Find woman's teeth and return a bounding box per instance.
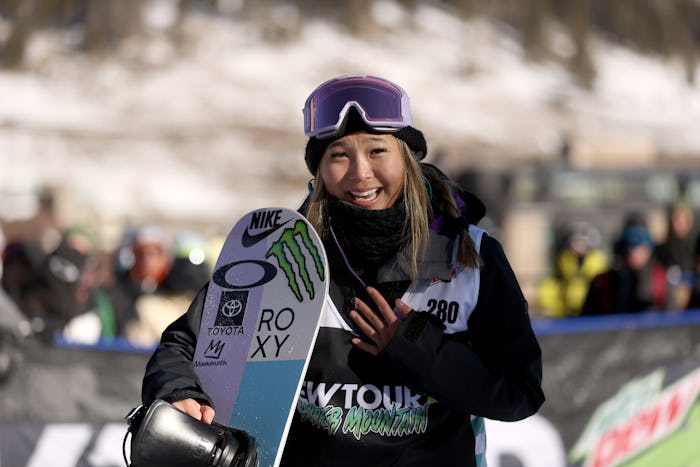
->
[351,189,379,200]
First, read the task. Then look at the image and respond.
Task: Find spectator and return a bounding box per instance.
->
[685,235,700,310]
[116,225,204,346]
[655,200,696,309]
[2,226,101,340]
[582,217,670,315]
[167,232,212,295]
[537,221,608,317]
[0,227,31,382]
[1,239,45,321]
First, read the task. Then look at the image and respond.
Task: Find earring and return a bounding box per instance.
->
[307,178,315,194]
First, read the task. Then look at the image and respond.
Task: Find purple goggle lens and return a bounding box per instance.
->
[303,75,413,138]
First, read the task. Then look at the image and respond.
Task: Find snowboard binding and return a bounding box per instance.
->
[124,399,258,467]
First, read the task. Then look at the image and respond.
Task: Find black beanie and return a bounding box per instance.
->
[304,107,427,175]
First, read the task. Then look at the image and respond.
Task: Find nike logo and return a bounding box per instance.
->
[242,219,291,247]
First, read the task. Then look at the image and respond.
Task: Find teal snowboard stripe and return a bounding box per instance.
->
[230,359,306,467]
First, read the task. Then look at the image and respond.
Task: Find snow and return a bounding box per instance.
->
[1,2,699,244]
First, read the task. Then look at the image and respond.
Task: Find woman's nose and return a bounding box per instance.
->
[348,154,372,179]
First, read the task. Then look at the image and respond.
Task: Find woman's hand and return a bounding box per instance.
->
[349,286,412,356]
[172,398,216,424]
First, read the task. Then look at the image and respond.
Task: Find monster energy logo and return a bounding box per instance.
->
[213,216,325,302]
[266,220,325,301]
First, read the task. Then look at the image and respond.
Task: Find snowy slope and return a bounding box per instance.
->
[1,2,699,240]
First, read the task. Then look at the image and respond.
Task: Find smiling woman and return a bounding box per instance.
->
[140,74,545,467]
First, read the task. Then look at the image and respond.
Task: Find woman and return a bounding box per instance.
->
[141,74,544,466]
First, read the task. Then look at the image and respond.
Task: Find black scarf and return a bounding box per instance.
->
[326,198,407,270]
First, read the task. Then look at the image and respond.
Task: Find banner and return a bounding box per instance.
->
[532,310,700,467]
[0,422,127,467]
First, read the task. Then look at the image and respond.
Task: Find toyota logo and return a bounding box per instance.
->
[222,299,243,318]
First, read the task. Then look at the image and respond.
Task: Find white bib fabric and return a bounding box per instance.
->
[320,226,485,334]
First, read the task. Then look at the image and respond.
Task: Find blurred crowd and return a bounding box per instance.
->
[1,190,700,357]
[537,200,700,318]
[0,193,222,350]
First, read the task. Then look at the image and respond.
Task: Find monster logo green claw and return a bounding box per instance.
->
[266,220,325,301]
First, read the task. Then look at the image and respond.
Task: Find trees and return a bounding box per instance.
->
[1,0,699,84]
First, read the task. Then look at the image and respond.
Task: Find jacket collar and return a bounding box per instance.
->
[377,230,461,283]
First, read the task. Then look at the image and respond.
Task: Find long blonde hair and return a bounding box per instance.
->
[305,137,479,280]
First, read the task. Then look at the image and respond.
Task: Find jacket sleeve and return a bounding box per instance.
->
[382,234,544,421]
[141,285,214,408]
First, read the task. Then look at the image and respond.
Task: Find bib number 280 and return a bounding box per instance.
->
[426,299,459,324]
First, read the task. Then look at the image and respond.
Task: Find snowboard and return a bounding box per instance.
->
[193,207,328,467]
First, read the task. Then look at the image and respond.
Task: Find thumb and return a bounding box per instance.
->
[201,405,216,424]
[394,299,413,319]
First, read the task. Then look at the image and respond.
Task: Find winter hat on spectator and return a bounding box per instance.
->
[616,225,654,252]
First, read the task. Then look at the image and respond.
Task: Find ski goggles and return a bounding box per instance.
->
[303,74,413,138]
